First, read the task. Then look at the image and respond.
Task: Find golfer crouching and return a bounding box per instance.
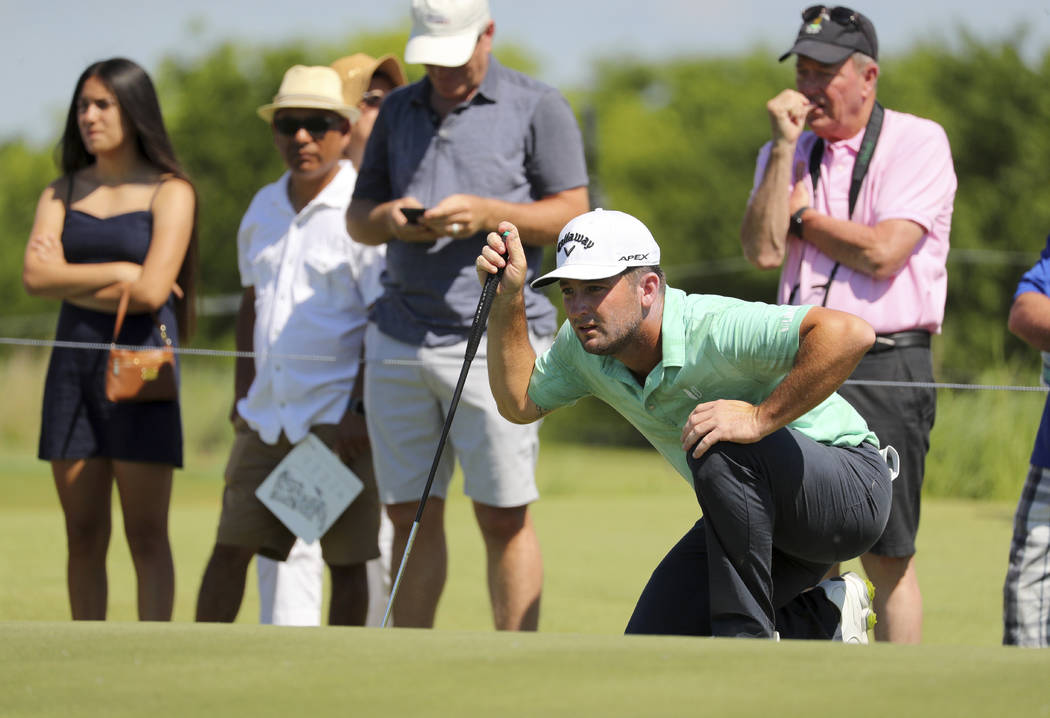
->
[477,209,892,641]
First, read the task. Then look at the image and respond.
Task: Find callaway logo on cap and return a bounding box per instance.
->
[531,209,661,288]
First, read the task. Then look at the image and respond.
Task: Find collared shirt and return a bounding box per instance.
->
[527,287,877,487]
[749,108,957,334]
[353,57,589,347]
[236,161,385,444]
[1013,235,1050,467]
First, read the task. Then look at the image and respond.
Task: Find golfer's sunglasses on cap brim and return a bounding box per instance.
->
[802,5,860,27]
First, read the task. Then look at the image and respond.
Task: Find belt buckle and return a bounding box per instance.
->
[872,335,896,352]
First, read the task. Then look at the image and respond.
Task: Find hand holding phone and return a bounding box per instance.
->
[400,207,426,225]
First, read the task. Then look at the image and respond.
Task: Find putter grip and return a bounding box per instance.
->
[464,266,505,362]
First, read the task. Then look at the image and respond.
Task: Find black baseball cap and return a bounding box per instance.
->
[779,6,878,64]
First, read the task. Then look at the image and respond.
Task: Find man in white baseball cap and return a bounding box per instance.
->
[405,0,492,67]
[347,0,589,632]
[478,209,896,643]
[531,209,660,288]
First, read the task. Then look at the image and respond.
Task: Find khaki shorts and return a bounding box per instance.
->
[363,323,551,507]
[217,417,380,566]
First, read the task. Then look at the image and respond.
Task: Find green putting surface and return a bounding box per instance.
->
[3,621,1048,717]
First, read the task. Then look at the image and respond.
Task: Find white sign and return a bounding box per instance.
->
[255,434,363,543]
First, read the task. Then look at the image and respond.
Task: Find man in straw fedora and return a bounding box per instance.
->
[196,65,386,625]
[252,54,408,628]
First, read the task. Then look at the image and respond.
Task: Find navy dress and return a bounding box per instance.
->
[37,207,183,467]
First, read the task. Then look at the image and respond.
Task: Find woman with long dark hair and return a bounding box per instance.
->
[22,58,198,621]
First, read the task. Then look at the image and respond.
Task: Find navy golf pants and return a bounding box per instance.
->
[626,427,892,639]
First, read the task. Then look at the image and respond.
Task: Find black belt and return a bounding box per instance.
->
[869,330,930,354]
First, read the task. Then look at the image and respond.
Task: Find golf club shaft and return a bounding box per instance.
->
[381,263,505,627]
[382,521,418,628]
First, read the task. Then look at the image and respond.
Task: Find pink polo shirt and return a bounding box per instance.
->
[750,108,956,334]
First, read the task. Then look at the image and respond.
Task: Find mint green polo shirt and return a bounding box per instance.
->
[528,288,877,486]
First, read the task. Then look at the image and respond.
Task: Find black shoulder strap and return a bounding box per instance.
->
[808,137,824,197]
[800,102,884,308]
[806,101,884,219]
[66,174,75,206]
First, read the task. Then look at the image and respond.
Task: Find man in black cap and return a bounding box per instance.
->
[739,6,957,643]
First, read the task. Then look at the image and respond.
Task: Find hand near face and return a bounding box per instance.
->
[766,89,813,145]
[681,399,766,460]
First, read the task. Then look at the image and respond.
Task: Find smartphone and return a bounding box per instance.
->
[400,207,426,224]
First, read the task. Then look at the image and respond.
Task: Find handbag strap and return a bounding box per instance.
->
[111,285,172,347]
[112,285,131,342]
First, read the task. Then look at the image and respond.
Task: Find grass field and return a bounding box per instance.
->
[4,622,1050,718]
[0,446,1020,643]
[2,350,1050,716]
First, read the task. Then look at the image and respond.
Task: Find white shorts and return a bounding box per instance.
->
[363,323,550,508]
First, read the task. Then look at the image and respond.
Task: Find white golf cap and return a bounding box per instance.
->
[404,0,491,67]
[531,209,661,289]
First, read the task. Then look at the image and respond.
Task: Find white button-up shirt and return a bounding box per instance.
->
[236,161,384,444]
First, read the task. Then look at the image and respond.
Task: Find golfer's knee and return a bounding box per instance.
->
[688,446,739,493]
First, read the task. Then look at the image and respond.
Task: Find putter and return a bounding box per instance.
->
[381,235,508,628]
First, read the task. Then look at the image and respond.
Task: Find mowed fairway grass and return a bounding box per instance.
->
[2,350,1049,715]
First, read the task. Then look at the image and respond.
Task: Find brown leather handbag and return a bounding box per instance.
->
[105,287,177,403]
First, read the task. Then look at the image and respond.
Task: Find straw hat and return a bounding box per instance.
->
[330,53,408,106]
[257,65,360,123]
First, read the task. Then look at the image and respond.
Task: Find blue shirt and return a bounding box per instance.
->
[1013,235,1050,467]
[353,58,589,347]
[527,288,877,486]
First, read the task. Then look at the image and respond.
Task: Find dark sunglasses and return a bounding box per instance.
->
[801,5,859,27]
[273,113,346,138]
[360,90,386,108]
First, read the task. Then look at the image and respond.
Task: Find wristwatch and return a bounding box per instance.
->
[348,397,366,417]
[789,206,810,238]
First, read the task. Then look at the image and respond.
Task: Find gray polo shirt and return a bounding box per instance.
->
[353,58,589,347]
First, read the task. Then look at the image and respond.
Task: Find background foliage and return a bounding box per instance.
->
[2,28,1048,452]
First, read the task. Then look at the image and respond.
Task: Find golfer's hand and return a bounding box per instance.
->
[477,222,527,296]
[388,198,438,243]
[426,194,489,239]
[681,399,766,459]
[767,89,812,145]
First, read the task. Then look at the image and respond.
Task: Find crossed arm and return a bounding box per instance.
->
[22,177,195,314]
